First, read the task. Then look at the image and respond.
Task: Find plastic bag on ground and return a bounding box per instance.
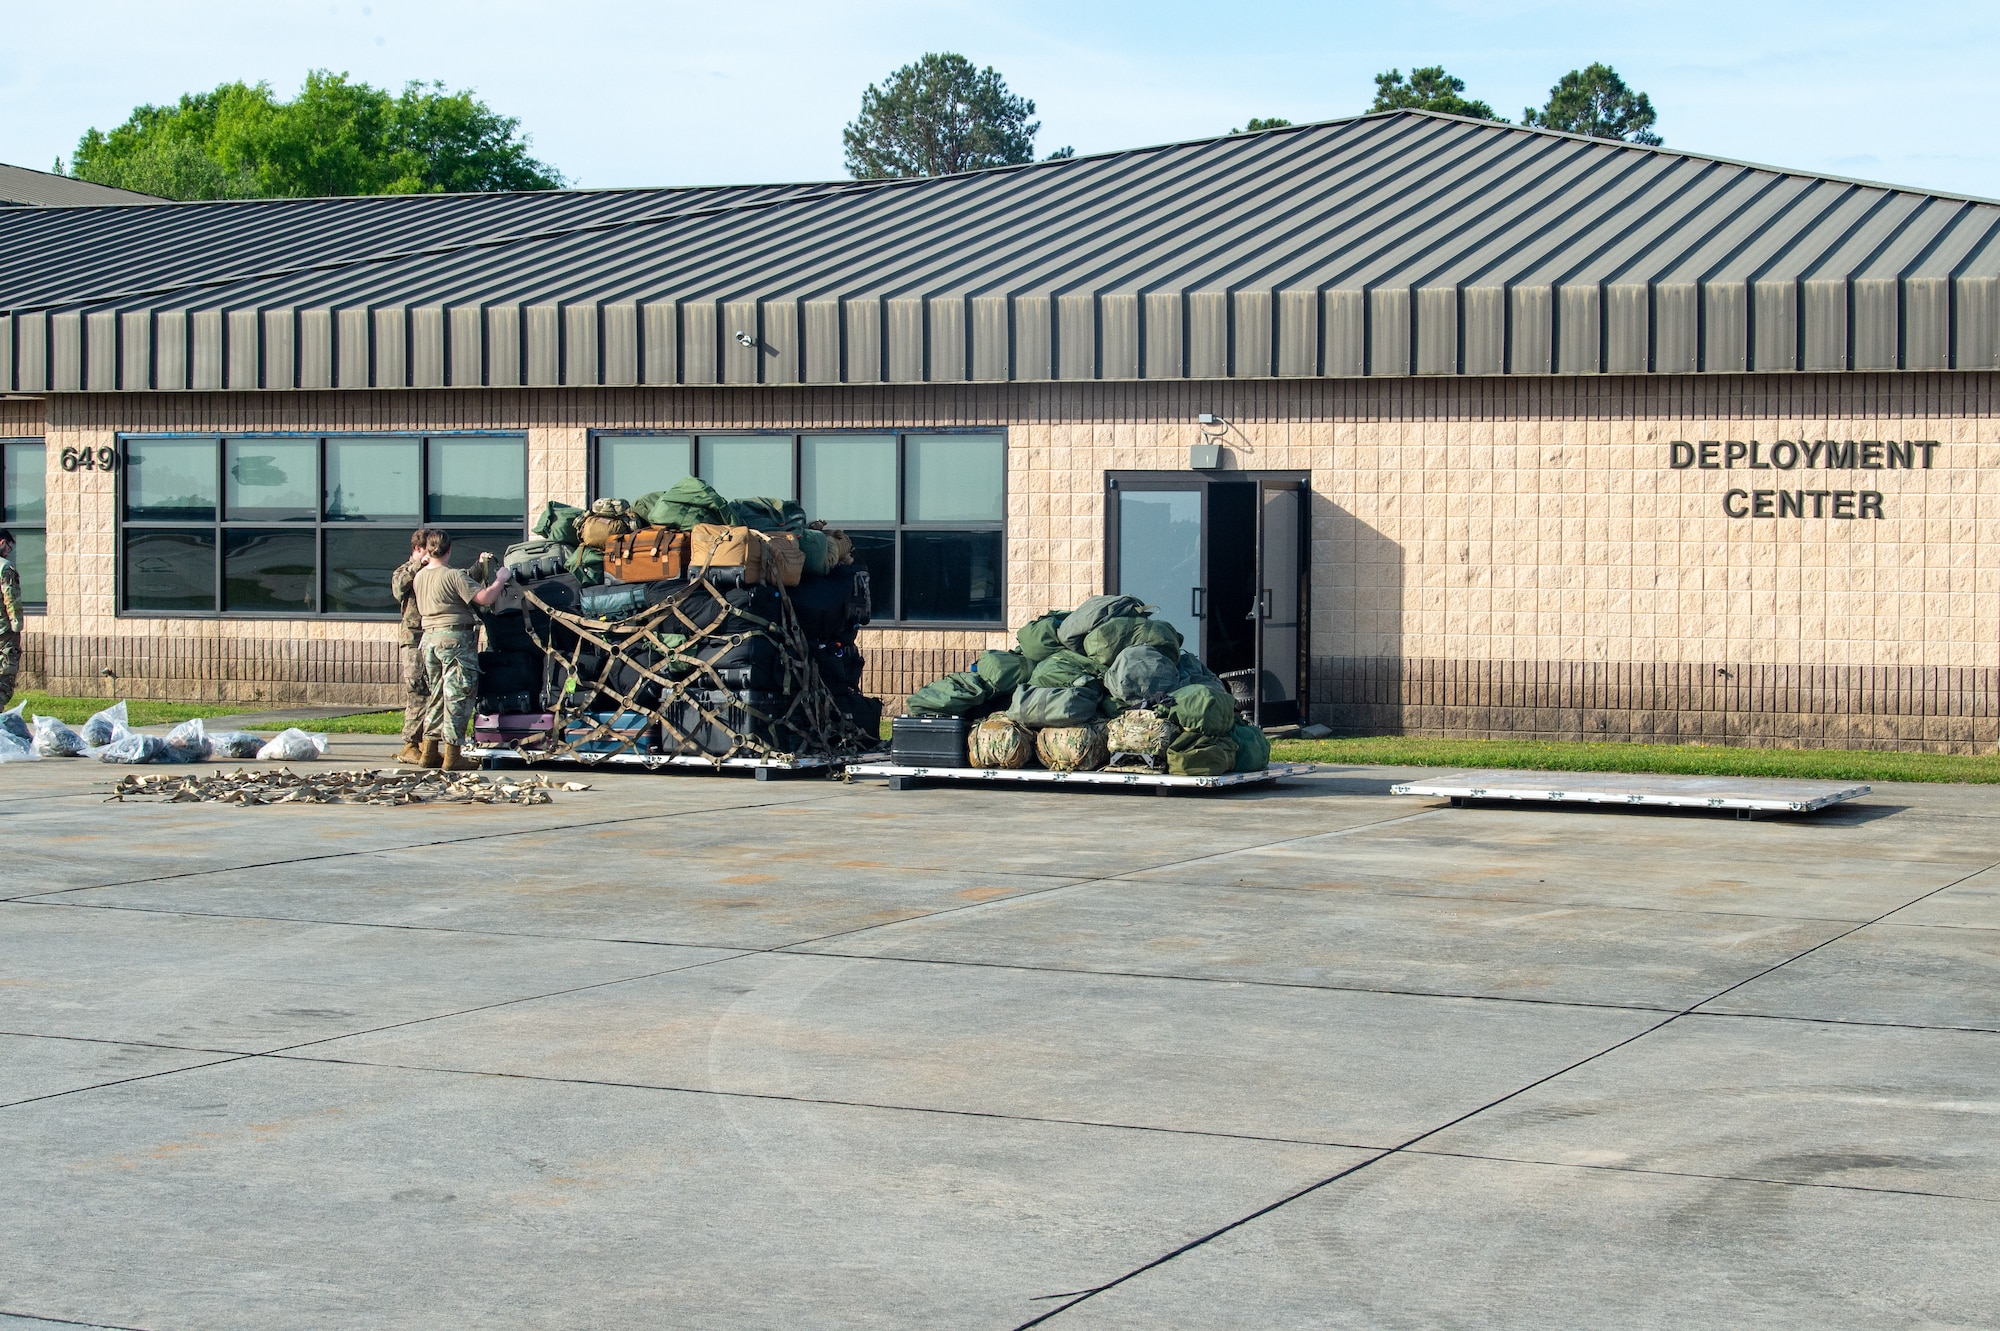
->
[92,733,174,764]
[80,701,131,748]
[0,702,30,745]
[162,718,209,763]
[0,728,38,763]
[207,731,265,760]
[257,728,329,762]
[31,715,88,757]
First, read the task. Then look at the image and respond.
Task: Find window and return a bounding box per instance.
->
[1,441,46,610]
[590,430,1006,626]
[118,433,526,617]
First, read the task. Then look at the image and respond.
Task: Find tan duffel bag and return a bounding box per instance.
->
[689,524,805,588]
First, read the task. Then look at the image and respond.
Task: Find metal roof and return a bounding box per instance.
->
[0,162,163,209]
[5,110,2000,394]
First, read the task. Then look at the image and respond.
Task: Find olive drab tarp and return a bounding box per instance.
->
[1027,649,1098,690]
[1104,645,1180,704]
[1036,722,1110,772]
[968,714,1034,768]
[1229,721,1272,772]
[1058,595,1150,651]
[1016,610,1070,663]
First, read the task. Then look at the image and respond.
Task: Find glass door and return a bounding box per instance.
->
[1105,471,1308,724]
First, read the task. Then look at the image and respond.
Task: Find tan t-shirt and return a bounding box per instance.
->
[413,564,484,630]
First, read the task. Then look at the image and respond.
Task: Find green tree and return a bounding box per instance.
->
[67,71,563,200]
[843,53,1043,179]
[1522,63,1661,145]
[1371,67,1500,120]
[1229,117,1293,134]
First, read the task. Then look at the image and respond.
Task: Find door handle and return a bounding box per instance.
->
[1248,589,1272,621]
[1191,587,1206,619]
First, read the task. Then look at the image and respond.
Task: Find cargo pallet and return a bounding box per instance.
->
[1390,769,1871,819]
[846,761,1315,794]
[468,745,871,780]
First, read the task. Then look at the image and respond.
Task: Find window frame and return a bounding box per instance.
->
[0,438,47,614]
[587,428,1008,629]
[115,431,529,621]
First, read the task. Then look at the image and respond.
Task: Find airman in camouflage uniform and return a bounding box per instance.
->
[0,529,21,710]
[389,531,432,766]
[411,529,513,771]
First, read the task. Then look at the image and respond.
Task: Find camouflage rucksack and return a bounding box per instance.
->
[969,714,1034,769]
[1036,722,1109,773]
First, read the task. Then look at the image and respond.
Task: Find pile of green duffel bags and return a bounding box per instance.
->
[903,594,1271,777]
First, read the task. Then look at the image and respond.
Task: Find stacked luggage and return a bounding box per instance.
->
[472,477,877,763]
[891,595,1271,777]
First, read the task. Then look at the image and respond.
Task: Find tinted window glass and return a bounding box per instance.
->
[700,436,792,502]
[801,434,897,523]
[901,529,1003,623]
[905,434,1004,522]
[225,438,317,521]
[325,439,419,520]
[2,443,45,522]
[125,529,216,611]
[847,529,896,623]
[11,530,45,604]
[126,439,217,521]
[598,436,692,502]
[324,529,412,615]
[427,439,525,521]
[224,530,316,613]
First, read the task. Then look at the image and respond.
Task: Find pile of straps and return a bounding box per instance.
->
[516,573,876,765]
[107,768,589,806]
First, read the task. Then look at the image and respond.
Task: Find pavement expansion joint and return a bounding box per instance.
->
[1401,1146,2000,1204]
[0,1053,253,1113]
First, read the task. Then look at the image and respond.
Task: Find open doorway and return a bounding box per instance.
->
[1103,470,1308,726]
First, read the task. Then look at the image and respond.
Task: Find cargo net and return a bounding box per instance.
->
[497,576,876,767]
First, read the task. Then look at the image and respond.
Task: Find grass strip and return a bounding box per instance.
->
[10,693,404,735]
[1267,735,2000,785]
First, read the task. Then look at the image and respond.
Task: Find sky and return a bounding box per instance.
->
[3,0,1997,197]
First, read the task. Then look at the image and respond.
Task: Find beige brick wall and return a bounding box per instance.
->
[14,375,2000,747]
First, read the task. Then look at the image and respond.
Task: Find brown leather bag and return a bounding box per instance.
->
[604,527,688,583]
[578,512,635,550]
[689,524,804,588]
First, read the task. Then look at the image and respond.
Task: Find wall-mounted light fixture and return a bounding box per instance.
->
[734,330,758,348]
[1190,413,1230,470]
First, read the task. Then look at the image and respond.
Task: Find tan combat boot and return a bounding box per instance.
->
[394,739,426,766]
[419,737,443,769]
[439,744,482,772]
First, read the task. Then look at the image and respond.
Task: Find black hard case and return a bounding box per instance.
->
[891,715,970,767]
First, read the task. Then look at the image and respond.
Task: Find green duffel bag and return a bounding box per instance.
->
[731,496,808,533]
[1175,650,1226,692]
[1170,682,1236,737]
[1037,722,1109,773]
[1230,721,1272,772]
[567,543,606,587]
[1167,728,1238,777]
[1104,644,1180,704]
[1058,594,1150,650]
[1082,614,1183,669]
[1016,609,1070,663]
[799,527,834,577]
[1028,648,1098,689]
[905,670,995,718]
[1106,709,1173,763]
[532,500,585,546]
[974,649,1031,694]
[1008,683,1104,729]
[968,714,1034,769]
[637,476,732,530]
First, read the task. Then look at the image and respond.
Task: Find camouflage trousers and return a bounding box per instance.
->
[419,628,480,744]
[0,630,17,712]
[400,642,431,745]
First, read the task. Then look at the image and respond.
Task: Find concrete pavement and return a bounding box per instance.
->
[1,738,1995,1328]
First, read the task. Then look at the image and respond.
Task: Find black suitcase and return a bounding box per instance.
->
[663,689,798,757]
[478,650,543,699]
[891,714,969,767]
[790,566,870,641]
[812,640,866,691]
[482,611,539,655]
